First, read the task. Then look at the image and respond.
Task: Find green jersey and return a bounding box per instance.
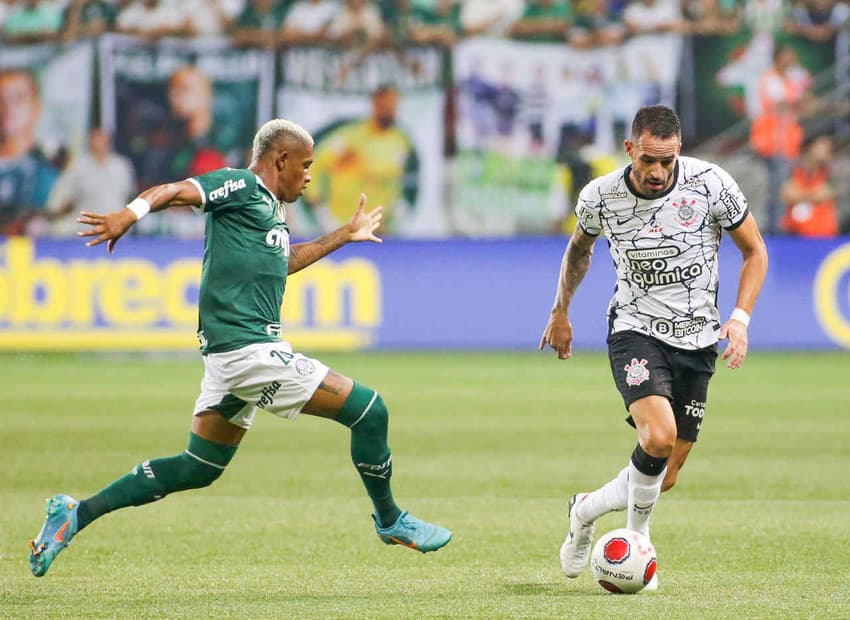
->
[189,167,290,354]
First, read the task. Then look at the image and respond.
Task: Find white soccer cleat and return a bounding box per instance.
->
[560,493,595,578]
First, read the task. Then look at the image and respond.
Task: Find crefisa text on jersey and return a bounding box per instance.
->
[209,178,247,201]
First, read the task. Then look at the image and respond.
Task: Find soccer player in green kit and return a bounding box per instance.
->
[28,119,451,577]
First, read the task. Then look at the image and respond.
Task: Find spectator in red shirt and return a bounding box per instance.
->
[781,132,839,237]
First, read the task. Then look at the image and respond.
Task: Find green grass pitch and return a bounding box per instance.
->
[2,351,849,619]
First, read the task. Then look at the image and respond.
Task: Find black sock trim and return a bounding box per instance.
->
[631,443,668,476]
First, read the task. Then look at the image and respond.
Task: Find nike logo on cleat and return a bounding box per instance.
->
[387,536,417,549]
[53,521,70,543]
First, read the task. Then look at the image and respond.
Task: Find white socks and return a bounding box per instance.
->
[626,461,666,537]
[575,467,629,524]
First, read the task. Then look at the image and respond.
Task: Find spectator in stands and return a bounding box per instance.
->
[510,0,572,42]
[61,0,116,41]
[407,0,461,47]
[569,0,626,48]
[682,0,740,34]
[459,0,525,37]
[749,44,813,235]
[183,0,238,38]
[279,0,337,46]
[622,0,685,107]
[742,0,787,34]
[44,127,136,237]
[784,0,850,42]
[328,0,387,81]
[116,0,190,40]
[0,68,59,234]
[380,0,460,48]
[623,0,684,44]
[230,0,286,47]
[2,0,63,44]
[780,133,839,237]
[328,0,386,48]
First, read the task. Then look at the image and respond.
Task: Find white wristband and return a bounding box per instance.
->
[730,307,750,327]
[126,198,151,221]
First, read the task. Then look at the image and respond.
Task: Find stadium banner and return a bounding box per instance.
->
[1,236,849,351]
[686,31,837,141]
[0,42,94,233]
[98,34,274,237]
[276,46,447,238]
[451,36,680,236]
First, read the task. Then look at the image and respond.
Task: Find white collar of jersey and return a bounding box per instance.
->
[254,174,275,199]
[254,174,286,221]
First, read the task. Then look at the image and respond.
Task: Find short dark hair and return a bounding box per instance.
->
[631,105,681,141]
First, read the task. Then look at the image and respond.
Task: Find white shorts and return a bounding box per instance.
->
[193,341,330,429]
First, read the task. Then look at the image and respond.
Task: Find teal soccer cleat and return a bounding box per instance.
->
[374,511,452,553]
[29,494,79,577]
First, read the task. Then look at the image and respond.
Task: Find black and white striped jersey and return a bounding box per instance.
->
[575,156,749,350]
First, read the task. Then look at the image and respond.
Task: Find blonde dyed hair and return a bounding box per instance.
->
[250,119,313,165]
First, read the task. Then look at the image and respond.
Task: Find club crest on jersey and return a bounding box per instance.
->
[673,198,698,227]
[295,358,315,376]
[624,358,650,386]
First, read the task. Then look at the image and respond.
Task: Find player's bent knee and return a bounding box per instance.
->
[641,431,676,458]
[354,392,388,436]
[338,381,389,436]
[177,455,224,490]
[176,432,238,490]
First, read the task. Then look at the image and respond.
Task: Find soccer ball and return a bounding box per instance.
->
[590,528,657,594]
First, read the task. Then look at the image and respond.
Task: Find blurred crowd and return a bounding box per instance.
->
[0,0,847,49]
[1,0,848,239]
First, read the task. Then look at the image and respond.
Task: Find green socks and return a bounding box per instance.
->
[75,386,404,532]
[336,382,402,528]
[76,432,237,531]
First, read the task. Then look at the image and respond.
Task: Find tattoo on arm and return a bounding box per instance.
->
[287,228,349,275]
[553,227,596,313]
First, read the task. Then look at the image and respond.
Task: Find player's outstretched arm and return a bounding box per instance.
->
[288,193,382,275]
[78,180,202,254]
[719,213,768,369]
[539,225,597,360]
